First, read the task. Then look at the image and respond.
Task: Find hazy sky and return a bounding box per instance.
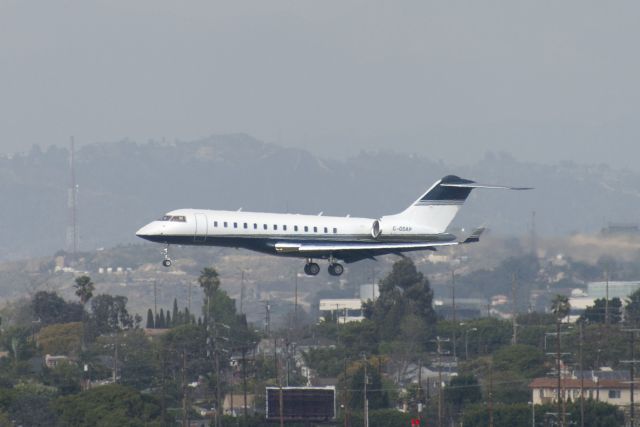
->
[1,1,639,168]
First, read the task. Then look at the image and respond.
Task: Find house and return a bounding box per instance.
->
[223,393,255,416]
[529,375,636,408]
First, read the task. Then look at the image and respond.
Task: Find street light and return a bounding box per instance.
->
[528,401,535,427]
[465,328,478,360]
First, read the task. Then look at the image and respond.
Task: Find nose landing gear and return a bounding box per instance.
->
[161,245,172,267]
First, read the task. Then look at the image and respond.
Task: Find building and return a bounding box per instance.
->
[588,281,640,299]
[45,354,71,368]
[530,370,636,408]
[318,299,364,323]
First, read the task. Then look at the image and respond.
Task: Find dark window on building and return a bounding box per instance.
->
[333,227,337,234]
[263,224,268,230]
[324,227,328,233]
[609,390,621,399]
[224,222,228,228]
[283,225,287,231]
[254,223,258,229]
[313,226,318,233]
[234,222,238,228]
[214,221,218,227]
[294,225,299,232]
[243,223,248,229]
[273,224,278,231]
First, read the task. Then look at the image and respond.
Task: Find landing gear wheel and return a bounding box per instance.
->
[328,263,344,276]
[162,259,172,267]
[304,262,320,276]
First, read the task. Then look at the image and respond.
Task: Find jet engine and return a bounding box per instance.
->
[371,220,382,238]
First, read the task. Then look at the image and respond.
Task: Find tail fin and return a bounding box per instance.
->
[387,175,531,234]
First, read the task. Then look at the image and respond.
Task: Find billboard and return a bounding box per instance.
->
[266,386,336,422]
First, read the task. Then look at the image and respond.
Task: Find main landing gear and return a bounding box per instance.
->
[161,245,172,267]
[303,258,344,276]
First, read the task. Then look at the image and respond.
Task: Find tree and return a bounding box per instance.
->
[626,289,640,326]
[165,310,171,328]
[372,258,436,342]
[146,309,154,329]
[31,291,83,325]
[89,294,135,336]
[172,298,179,326]
[580,297,622,324]
[73,275,94,306]
[158,308,165,329]
[37,322,83,356]
[347,361,389,411]
[52,384,164,426]
[492,344,546,378]
[551,294,570,320]
[198,267,220,299]
[444,374,482,417]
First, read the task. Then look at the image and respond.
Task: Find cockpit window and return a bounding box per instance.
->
[161,215,172,221]
[170,215,187,222]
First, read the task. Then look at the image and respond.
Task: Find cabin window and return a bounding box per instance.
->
[313,226,318,233]
[224,222,228,228]
[213,221,218,227]
[304,226,308,232]
[233,222,238,229]
[324,227,328,233]
[294,225,298,232]
[333,227,337,234]
[283,225,287,231]
[273,224,278,231]
[254,223,257,229]
[243,223,248,229]
[263,224,268,230]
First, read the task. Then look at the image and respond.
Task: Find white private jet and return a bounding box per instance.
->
[136,175,530,276]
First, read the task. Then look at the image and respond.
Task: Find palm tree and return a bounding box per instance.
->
[550,294,570,427]
[74,275,94,350]
[551,294,570,320]
[74,275,95,306]
[198,268,220,299]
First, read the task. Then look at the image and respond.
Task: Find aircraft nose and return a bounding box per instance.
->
[136,223,159,239]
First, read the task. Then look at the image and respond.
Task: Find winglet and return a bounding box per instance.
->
[462,227,486,244]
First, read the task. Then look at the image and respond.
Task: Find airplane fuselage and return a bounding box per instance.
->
[136,208,456,259]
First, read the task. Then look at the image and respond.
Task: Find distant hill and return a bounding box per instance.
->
[1,134,639,260]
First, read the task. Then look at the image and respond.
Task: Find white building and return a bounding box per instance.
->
[319,299,364,323]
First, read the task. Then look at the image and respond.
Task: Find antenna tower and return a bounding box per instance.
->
[66,137,79,254]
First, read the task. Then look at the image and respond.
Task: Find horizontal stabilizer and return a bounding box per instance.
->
[440,183,533,190]
[462,227,486,244]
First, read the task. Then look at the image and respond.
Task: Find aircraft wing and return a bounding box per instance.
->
[274,227,485,260]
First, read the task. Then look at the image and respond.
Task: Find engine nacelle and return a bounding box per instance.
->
[371,220,382,239]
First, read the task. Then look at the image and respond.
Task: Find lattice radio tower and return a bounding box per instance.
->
[66,137,79,254]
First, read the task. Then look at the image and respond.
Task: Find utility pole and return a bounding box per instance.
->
[182,348,189,427]
[579,321,584,427]
[622,329,640,427]
[605,268,610,327]
[153,280,158,327]
[511,273,518,345]
[433,337,449,427]
[343,358,349,427]
[240,270,245,315]
[489,362,494,427]
[451,269,457,359]
[112,333,119,384]
[242,346,248,421]
[556,318,562,427]
[418,358,423,424]
[363,354,369,427]
[294,272,298,325]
